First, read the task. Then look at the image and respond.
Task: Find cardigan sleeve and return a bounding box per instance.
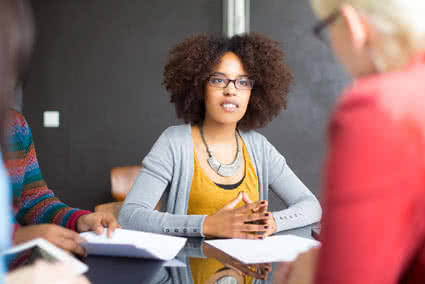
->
[315,97,425,284]
[264,138,322,232]
[119,127,207,237]
[5,111,90,233]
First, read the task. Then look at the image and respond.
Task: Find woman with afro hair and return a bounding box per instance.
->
[119,33,321,240]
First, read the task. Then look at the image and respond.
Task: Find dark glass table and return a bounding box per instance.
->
[84,225,317,284]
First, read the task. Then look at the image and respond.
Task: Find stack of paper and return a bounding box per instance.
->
[205,235,320,264]
[80,229,187,261]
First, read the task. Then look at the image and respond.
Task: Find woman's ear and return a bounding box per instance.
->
[340,4,369,51]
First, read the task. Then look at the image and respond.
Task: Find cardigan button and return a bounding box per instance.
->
[175,229,179,233]
[165,229,170,233]
[183,229,187,233]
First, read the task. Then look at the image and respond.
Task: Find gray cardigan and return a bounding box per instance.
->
[119,124,321,237]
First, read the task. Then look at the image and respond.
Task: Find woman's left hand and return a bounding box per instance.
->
[242,192,276,237]
[77,212,120,238]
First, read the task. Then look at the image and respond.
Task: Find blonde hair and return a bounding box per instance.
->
[311,0,425,71]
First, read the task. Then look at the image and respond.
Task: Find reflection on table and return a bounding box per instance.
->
[85,224,317,284]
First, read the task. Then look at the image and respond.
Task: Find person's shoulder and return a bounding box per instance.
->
[240,129,286,166]
[160,124,190,138]
[338,79,379,108]
[155,124,192,145]
[335,69,416,117]
[331,78,384,125]
[241,129,268,144]
[240,129,274,153]
[329,77,401,143]
[7,109,28,129]
[6,109,31,141]
[162,124,190,135]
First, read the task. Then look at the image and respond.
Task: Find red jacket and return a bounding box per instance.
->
[316,54,425,284]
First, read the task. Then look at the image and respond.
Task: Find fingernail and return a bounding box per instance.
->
[260,201,266,205]
[258,236,264,240]
[264,213,269,217]
[264,226,269,229]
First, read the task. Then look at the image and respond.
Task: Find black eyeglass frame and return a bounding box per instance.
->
[207,76,255,90]
[312,10,340,44]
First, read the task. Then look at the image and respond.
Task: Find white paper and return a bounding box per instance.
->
[205,235,320,264]
[80,229,187,261]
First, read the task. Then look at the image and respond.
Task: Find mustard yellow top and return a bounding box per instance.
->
[187,142,259,215]
[188,142,259,284]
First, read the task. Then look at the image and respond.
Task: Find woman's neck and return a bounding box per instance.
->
[201,120,237,144]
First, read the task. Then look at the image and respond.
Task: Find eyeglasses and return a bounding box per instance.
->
[312,10,340,45]
[207,76,255,90]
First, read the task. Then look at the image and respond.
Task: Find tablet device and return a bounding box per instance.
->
[2,238,88,274]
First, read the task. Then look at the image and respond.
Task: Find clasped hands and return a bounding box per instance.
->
[203,192,277,239]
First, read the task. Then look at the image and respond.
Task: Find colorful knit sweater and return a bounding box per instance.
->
[4,110,90,236]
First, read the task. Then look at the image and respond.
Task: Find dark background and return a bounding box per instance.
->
[24,0,348,211]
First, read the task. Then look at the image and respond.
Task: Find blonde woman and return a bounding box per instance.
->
[281,1,425,283]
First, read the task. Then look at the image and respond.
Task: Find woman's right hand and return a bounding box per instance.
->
[203,192,270,239]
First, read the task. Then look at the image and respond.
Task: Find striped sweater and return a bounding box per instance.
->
[4,110,90,235]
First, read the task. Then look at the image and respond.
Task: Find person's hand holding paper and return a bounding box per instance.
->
[80,229,186,260]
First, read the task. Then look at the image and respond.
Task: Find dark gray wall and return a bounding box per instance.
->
[250,0,349,209]
[25,0,221,210]
[24,0,349,211]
